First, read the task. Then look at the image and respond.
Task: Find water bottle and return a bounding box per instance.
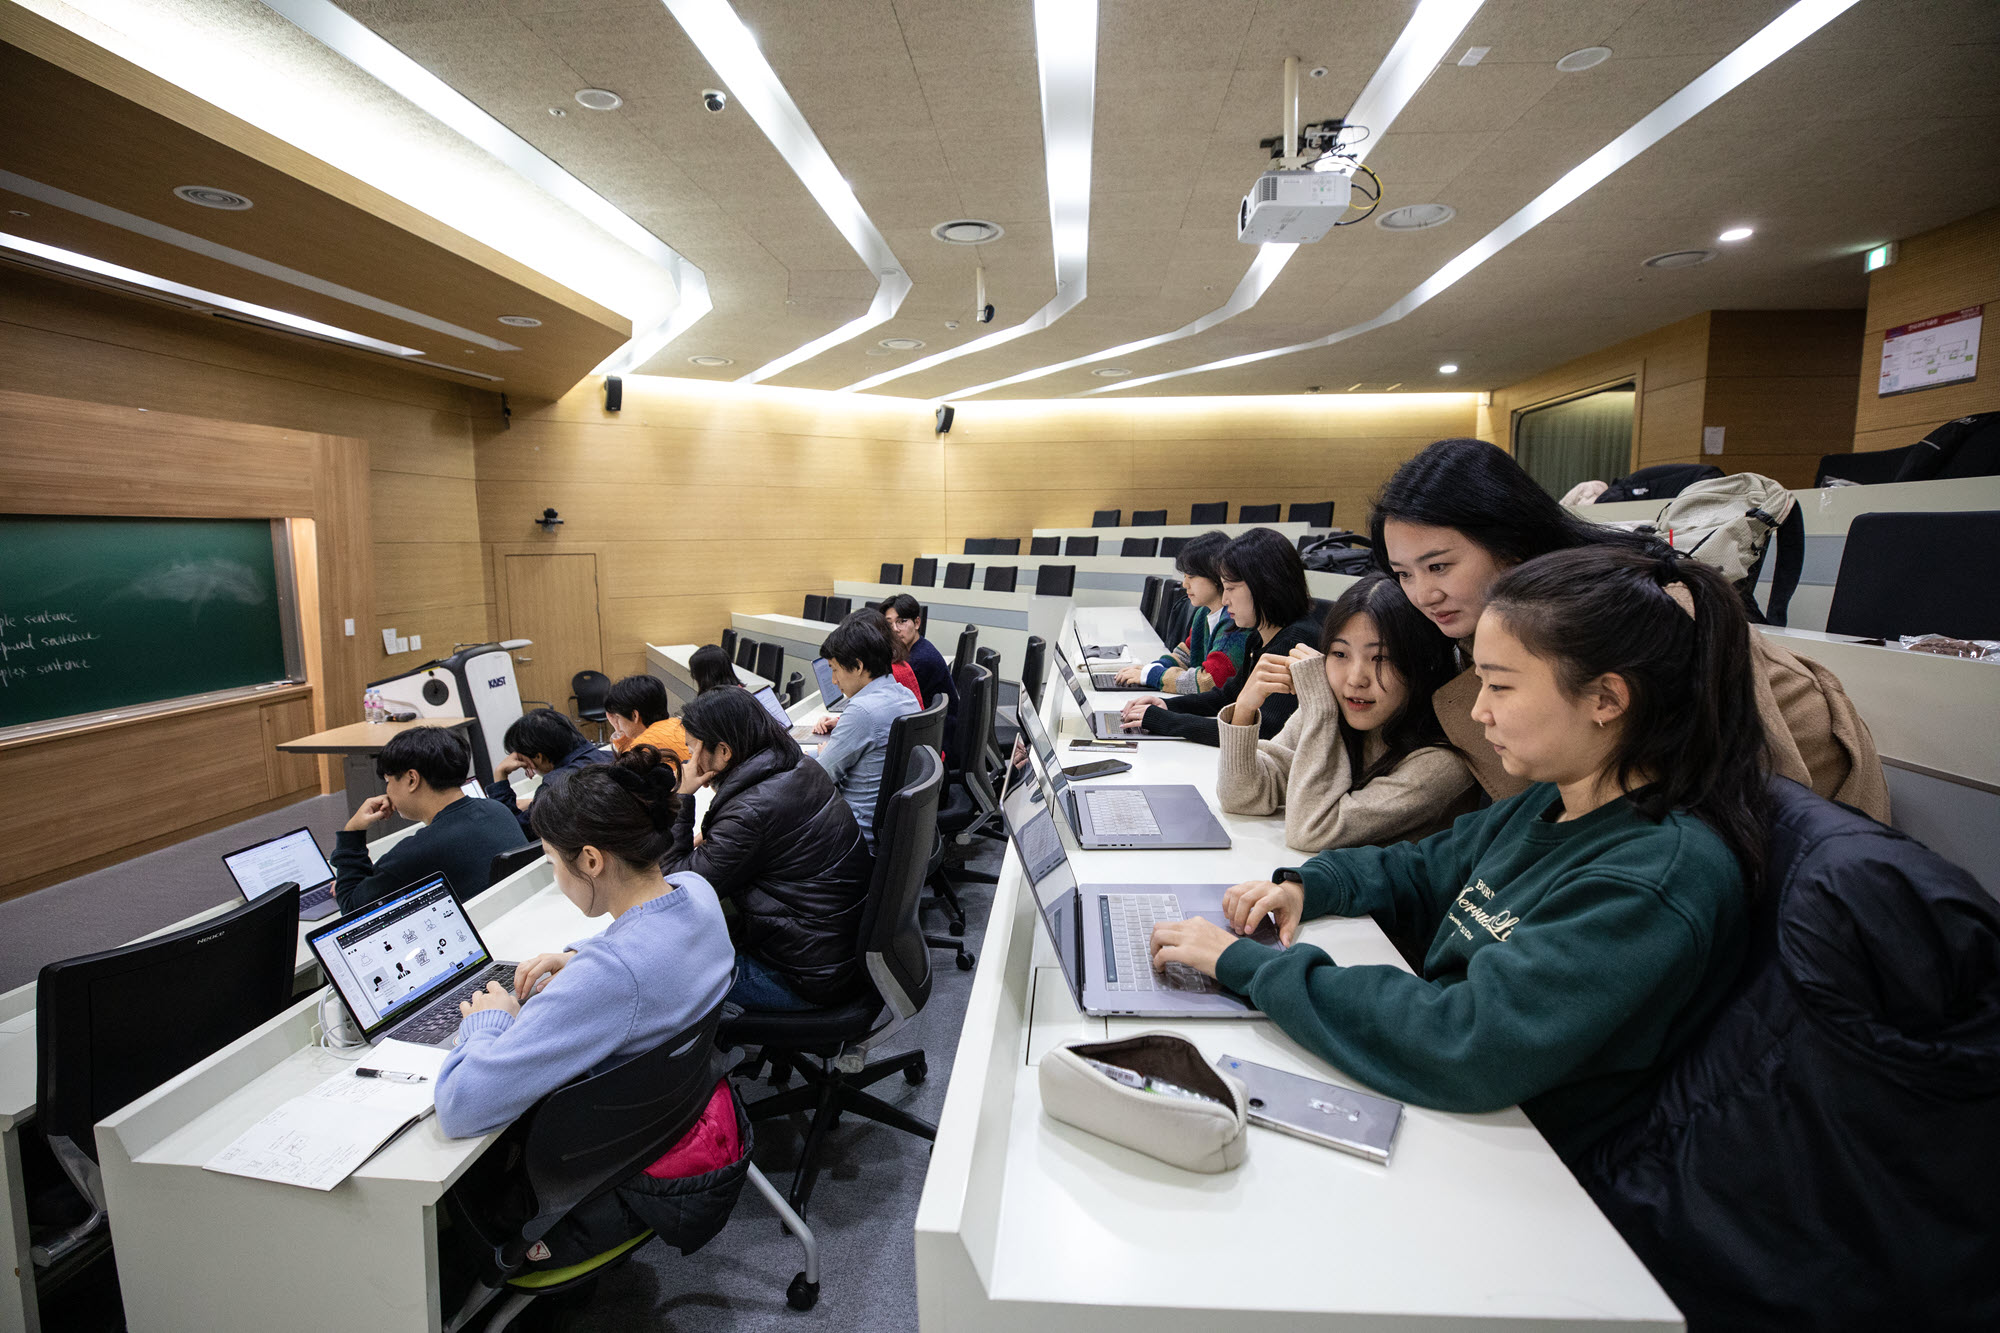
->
[366,689,382,723]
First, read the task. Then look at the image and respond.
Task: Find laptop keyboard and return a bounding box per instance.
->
[1103,894,1219,995]
[1086,789,1161,837]
[301,883,332,907]
[391,966,514,1045]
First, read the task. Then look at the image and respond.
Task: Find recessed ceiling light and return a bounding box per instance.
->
[1643,249,1718,269]
[172,185,253,211]
[1556,47,1611,73]
[879,337,927,350]
[687,354,733,366]
[1309,66,1329,78]
[574,89,623,111]
[1718,226,1754,242]
[1438,363,1459,374]
[498,315,542,327]
[930,219,1005,245]
[1376,203,1455,231]
[548,107,566,118]
[1091,367,1132,378]
[944,320,960,330]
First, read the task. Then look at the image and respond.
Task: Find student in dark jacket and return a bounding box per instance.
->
[663,687,873,1012]
[332,726,530,914]
[1121,527,1319,746]
[486,708,609,835]
[879,594,957,726]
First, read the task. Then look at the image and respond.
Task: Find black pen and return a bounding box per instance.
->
[356,1069,429,1083]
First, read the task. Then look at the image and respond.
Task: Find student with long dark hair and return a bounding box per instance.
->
[688,644,738,694]
[663,687,872,1011]
[436,746,733,1137]
[1216,574,1474,853]
[1151,548,1767,1162]
[1121,527,1319,745]
[1113,530,1248,693]
[1372,437,1887,818]
[486,707,609,834]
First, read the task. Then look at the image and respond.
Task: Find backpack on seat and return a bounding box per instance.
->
[1574,778,2000,1332]
[1297,530,1376,576]
[1639,472,1804,625]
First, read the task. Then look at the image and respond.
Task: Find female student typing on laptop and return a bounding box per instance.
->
[1113,530,1247,693]
[434,746,733,1138]
[1150,547,1764,1163]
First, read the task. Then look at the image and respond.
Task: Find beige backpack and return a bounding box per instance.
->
[1641,472,1803,625]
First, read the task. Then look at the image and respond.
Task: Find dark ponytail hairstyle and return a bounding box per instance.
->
[1316,574,1461,787]
[1486,547,1770,895]
[530,744,682,870]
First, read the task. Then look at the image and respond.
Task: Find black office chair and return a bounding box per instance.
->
[943,562,974,590]
[1121,537,1159,558]
[1153,584,1189,642]
[1165,590,1194,647]
[952,624,979,676]
[1288,501,1335,527]
[1238,503,1280,522]
[1189,501,1228,524]
[1091,509,1122,528]
[911,558,937,587]
[754,641,784,684]
[824,596,852,620]
[488,843,543,891]
[569,670,612,741]
[879,562,904,585]
[735,637,760,669]
[720,627,739,662]
[975,646,1007,763]
[784,671,807,706]
[724,748,945,1215]
[964,537,991,555]
[983,566,1018,593]
[1020,635,1047,709]
[1029,536,1061,556]
[1139,575,1165,624]
[1311,597,1336,625]
[1825,510,2000,641]
[873,699,967,970]
[937,663,1004,852]
[1033,564,1076,597]
[33,889,300,1268]
[1131,509,1167,526]
[803,593,826,621]
[1158,535,1188,557]
[1064,535,1098,557]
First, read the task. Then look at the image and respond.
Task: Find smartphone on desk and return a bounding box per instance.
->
[1060,758,1132,780]
[1069,738,1137,751]
[1214,1055,1404,1165]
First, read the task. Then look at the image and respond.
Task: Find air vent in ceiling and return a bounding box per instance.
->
[879,337,926,350]
[1375,203,1455,231]
[931,219,1004,245]
[1642,249,1717,269]
[574,88,623,111]
[173,185,253,211]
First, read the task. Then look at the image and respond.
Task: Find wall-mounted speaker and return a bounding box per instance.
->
[935,404,954,435]
[604,375,623,412]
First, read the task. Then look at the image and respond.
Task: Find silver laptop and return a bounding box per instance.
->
[1003,777,1275,1018]
[222,826,341,921]
[307,873,517,1048]
[1075,621,1148,691]
[1053,646,1187,742]
[1019,706,1229,850]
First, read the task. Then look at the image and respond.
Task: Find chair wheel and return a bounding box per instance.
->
[949,919,966,937]
[787,1273,820,1310]
[905,1058,928,1085]
[956,950,976,971]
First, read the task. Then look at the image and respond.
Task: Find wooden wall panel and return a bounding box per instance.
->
[1851,206,2000,453]
[1490,312,1711,472]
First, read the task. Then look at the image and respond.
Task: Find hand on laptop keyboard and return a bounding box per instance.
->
[458,977,519,1020]
[1147,914,1248,983]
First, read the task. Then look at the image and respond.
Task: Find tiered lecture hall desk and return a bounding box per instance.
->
[645,641,770,710]
[1031,520,1322,544]
[727,612,839,694]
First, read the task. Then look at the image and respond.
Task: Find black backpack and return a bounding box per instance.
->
[1297,530,1376,576]
[1896,411,2000,482]
[1596,463,1725,504]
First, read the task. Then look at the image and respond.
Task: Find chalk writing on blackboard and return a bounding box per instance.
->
[0,612,101,689]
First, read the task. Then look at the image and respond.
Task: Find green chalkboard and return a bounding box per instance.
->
[0,516,295,730]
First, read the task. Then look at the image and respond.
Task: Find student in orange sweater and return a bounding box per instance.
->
[604,675,691,765]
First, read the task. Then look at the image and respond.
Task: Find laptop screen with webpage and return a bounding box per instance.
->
[222,827,334,904]
[308,874,491,1040]
[752,685,793,729]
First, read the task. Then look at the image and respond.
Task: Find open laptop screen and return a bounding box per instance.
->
[308,874,490,1039]
[1052,647,1090,708]
[222,827,333,904]
[752,685,793,729]
[811,657,845,710]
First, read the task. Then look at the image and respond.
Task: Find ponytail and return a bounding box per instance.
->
[1486,547,1770,895]
[530,744,683,869]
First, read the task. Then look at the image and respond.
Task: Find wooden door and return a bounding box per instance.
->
[502,553,603,714]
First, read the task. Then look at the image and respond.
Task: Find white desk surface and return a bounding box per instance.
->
[915,604,1681,1331]
[1580,474,2000,535]
[1031,520,1321,541]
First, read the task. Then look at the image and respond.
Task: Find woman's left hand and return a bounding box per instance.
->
[1149,916,1239,979]
[460,980,520,1019]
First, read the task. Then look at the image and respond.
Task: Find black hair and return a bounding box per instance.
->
[820,608,894,679]
[530,744,681,870]
[373,724,470,790]
[501,707,588,765]
[689,644,738,693]
[604,673,670,725]
[1175,530,1230,584]
[1315,574,1461,787]
[1219,527,1313,630]
[679,685,797,775]
[878,593,924,625]
[1487,547,1770,895]
[1369,438,1652,571]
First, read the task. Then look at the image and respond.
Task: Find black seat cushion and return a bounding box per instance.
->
[718,994,883,1052]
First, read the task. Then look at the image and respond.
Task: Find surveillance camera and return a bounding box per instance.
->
[976,303,995,324]
[701,89,727,113]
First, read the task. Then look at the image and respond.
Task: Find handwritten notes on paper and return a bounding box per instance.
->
[205,1066,436,1192]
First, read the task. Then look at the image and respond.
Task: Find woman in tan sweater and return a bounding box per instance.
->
[1218,574,1475,852]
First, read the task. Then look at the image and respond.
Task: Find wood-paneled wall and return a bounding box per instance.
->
[1488,312,1711,475]
[1852,206,2000,455]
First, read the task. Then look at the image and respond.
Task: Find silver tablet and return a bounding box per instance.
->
[1215,1054,1404,1165]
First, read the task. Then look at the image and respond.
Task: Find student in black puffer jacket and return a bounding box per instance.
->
[663,687,872,1012]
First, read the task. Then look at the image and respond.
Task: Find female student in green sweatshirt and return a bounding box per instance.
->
[1149,546,1768,1162]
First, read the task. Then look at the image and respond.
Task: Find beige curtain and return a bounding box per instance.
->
[1515,386,1635,500]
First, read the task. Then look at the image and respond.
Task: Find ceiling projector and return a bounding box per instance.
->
[1237,169,1353,244]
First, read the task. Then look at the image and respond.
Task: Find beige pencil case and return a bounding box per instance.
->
[1039,1032,1248,1173]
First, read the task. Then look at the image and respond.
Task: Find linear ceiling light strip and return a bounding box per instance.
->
[655,0,910,383]
[1085,0,1863,396]
[942,0,1486,400]
[0,231,425,357]
[839,0,1098,394]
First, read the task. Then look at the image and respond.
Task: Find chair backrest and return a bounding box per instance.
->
[1158,535,1188,557]
[37,888,299,1160]
[964,537,991,555]
[1139,575,1165,622]
[1121,536,1159,558]
[1310,597,1336,626]
[489,843,543,887]
[784,670,807,705]
[995,537,1021,556]
[571,670,612,714]
[803,593,826,621]
[514,1006,726,1252]
[1029,536,1061,556]
[1033,564,1076,597]
[1189,501,1228,524]
[943,562,974,590]
[1825,510,2000,641]
[873,695,949,834]
[720,627,739,660]
[754,641,784,683]
[1091,509,1122,528]
[952,623,979,676]
[824,596,852,620]
[950,663,999,800]
[1064,535,1098,557]
[983,565,1018,593]
[1021,636,1047,708]
[1166,592,1194,645]
[911,557,937,587]
[734,636,759,668]
[1238,503,1280,522]
[975,646,1002,683]
[1131,509,1167,526]
[1288,500,1334,526]
[858,746,944,1028]
[879,562,904,585]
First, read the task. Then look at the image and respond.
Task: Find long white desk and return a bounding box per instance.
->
[1031,520,1323,542]
[832,580,1071,691]
[728,612,839,695]
[915,604,1681,1331]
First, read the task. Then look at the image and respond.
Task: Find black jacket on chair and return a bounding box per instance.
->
[663,744,873,1004]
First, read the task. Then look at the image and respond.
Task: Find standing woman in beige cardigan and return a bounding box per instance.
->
[1218,573,1476,852]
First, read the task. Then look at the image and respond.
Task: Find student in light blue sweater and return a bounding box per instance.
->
[435,744,733,1139]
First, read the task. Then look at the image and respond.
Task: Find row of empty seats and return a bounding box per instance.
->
[876,561,1077,596]
[1088,501,1334,527]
